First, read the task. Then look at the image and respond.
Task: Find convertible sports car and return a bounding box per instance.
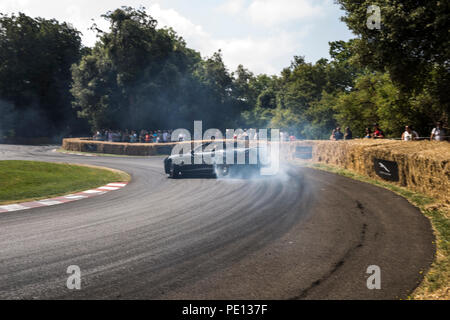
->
[164,142,270,178]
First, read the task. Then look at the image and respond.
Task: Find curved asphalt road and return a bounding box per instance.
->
[0,145,434,300]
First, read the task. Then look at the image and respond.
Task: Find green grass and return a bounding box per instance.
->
[0,160,130,205]
[296,161,449,300]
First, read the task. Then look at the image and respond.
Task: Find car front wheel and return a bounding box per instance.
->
[169,164,181,179]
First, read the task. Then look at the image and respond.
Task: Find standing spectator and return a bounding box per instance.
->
[330,129,336,141]
[112,131,120,142]
[242,129,249,140]
[344,127,353,140]
[93,131,102,141]
[373,124,385,139]
[364,128,372,139]
[130,131,137,143]
[402,126,419,141]
[139,129,146,143]
[123,129,130,143]
[334,127,344,140]
[162,131,168,143]
[430,121,446,141]
[253,130,259,140]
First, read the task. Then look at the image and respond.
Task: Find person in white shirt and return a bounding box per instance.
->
[430,121,446,141]
[401,126,419,141]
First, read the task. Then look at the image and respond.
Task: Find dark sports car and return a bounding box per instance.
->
[164,142,269,178]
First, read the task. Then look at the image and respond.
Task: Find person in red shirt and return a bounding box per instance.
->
[373,124,385,139]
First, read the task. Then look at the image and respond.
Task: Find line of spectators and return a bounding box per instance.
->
[334,122,448,141]
[92,129,297,143]
[363,124,385,139]
[93,129,174,143]
[389,122,446,141]
[232,129,296,141]
[330,127,353,141]
[94,122,447,144]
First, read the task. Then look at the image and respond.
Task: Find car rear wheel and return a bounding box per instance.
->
[214,165,230,178]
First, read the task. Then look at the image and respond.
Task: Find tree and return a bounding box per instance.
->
[72,7,177,130]
[336,0,449,122]
[264,49,361,137]
[239,73,280,128]
[0,13,85,137]
[332,72,410,137]
[72,7,249,132]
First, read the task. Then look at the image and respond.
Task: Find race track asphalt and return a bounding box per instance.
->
[0,145,435,299]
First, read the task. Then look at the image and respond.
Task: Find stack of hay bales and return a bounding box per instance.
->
[291,140,450,204]
[62,138,202,156]
[62,138,179,156]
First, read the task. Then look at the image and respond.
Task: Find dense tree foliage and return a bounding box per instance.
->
[72,7,245,131]
[244,42,364,139]
[0,13,87,138]
[336,0,449,124]
[1,3,448,140]
[241,1,449,139]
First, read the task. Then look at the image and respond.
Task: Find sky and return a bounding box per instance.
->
[0,0,354,75]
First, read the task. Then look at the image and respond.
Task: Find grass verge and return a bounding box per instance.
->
[0,160,130,205]
[294,160,449,300]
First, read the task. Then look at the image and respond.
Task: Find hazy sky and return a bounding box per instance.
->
[0,0,354,75]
